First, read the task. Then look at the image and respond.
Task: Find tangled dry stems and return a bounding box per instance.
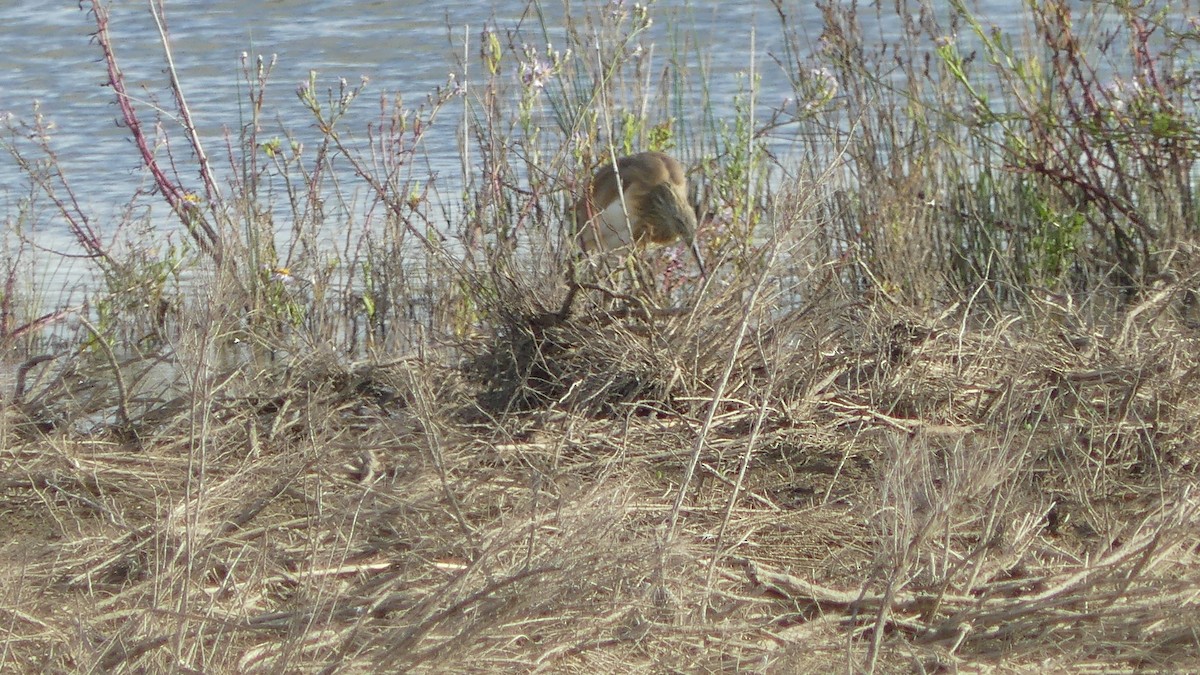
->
[5,0,1200,670]
[4,260,1200,673]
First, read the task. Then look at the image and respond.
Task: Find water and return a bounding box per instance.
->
[2,0,1140,288]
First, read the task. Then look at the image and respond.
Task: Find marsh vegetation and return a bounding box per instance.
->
[3,0,1200,671]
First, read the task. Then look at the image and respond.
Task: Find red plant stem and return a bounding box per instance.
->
[84,0,222,263]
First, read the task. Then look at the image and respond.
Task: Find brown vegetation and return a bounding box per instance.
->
[4,0,1200,671]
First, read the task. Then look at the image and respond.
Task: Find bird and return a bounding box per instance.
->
[573,151,706,277]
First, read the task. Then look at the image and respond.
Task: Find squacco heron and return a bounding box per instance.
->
[573,151,706,277]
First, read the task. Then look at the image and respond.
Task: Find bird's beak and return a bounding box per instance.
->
[689,239,707,279]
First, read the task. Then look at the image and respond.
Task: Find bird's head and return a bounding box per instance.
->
[643,184,706,277]
[643,184,697,243]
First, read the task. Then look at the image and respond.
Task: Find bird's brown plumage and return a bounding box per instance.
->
[574,151,705,276]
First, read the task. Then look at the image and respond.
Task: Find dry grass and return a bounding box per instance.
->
[5,1,1200,671]
[5,255,1200,673]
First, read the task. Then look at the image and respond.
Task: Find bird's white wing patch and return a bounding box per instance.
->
[585,198,636,251]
